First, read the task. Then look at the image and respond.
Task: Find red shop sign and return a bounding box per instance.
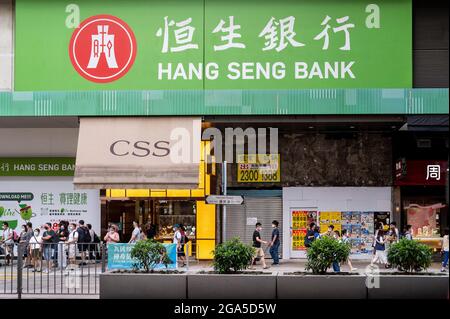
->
[394,160,448,186]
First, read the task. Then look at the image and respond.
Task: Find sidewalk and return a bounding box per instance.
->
[184,259,447,274]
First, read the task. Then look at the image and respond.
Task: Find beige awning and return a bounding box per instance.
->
[74,117,201,189]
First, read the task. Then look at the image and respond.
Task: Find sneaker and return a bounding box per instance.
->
[441,268,447,272]
[249,267,257,270]
[263,266,270,269]
[351,268,358,271]
[271,263,279,266]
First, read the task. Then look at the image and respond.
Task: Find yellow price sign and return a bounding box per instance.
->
[237,154,280,183]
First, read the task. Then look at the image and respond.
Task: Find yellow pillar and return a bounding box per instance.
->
[196,200,216,260]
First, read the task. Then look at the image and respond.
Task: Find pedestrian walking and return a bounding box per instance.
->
[129,221,141,244]
[332,230,341,272]
[173,224,186,267]
[250,222,270,270]
[269,220,280,265]
[29,228,42,272]
[441,228,449,272]
[371,229,388,267]
[87,224,99,261]
[341,229,357,271]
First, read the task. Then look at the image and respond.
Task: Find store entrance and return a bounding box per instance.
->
[105,198,197,256]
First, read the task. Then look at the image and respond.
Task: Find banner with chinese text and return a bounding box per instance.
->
[0,179,100,234]
[107,243,178,270]
[15,0,412,91]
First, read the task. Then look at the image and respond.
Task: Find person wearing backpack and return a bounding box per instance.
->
[1,222,15,266]
[304,223,316,249]
[77,220,91,266]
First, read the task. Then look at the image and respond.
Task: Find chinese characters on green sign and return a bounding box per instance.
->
[15,0,411,91]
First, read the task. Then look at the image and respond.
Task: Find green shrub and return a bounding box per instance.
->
[130,239,172,272]
[213,237,255,274]
[387,238,432,272]
[305,236,350,274]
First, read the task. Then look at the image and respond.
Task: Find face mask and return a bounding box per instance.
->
[61,226,65,230]
[34,231,39,236]
[68,227,73,232]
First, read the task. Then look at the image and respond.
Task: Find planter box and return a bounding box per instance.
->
[100,272,187,299]
[368,274,449,299]
[277,273,367,299]
[187,273,276,299]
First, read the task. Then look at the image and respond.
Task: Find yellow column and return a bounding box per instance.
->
[196,200,216,260]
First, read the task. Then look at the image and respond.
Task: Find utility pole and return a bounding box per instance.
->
[222,161,227,242]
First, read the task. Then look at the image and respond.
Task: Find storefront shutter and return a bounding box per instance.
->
[226,196,282,257]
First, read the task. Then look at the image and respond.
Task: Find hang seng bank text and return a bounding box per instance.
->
[158,61,355,80]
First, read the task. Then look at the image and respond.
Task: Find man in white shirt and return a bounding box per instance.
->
[1,222,14,265]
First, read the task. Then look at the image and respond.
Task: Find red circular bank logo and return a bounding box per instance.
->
[69,15,137,83]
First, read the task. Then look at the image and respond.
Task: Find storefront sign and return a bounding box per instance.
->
[237,154,280,183]
[0,158,75,176]
[15,0,412,91]
[0,179,100,234]
[74,117,201,189]
[107,243,177,270]
[394,160,448,186]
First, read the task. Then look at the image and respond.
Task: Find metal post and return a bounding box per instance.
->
[101,243,106,273]
[222,161,227,243]
[17,244,23,299]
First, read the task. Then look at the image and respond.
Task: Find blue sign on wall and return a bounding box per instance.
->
[107,243,178,270]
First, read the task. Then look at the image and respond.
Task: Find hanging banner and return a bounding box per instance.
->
[15,0,412,91]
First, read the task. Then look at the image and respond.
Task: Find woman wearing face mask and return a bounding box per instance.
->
[66,223,79,270]
[29,228,42,272]
[57,221,69,270]
[19,224,30,264]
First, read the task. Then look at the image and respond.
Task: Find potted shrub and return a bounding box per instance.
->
[278,236,367,299]
[100,240,186,299]
[368,239,448,299]
[188,238,276,299]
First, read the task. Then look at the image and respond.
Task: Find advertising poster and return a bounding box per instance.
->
[292,229,306,251]
[374,212,390,231]
[319,211,341,233]
[107,243,178,270]
[237,154,280,183]
[0,179,100,234]
[291,210,316,251]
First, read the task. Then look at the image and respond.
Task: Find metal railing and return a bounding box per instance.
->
[1,242,105,298]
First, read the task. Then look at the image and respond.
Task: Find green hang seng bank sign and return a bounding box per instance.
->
[15,0,411,91]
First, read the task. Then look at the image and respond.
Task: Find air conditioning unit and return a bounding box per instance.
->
[416,139,432,148]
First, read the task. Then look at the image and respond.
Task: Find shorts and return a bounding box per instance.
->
[254,247,264,258]
[177,245,185,257]
[31,249,41,259]
[68,245,77,259]
[5,244,14,256]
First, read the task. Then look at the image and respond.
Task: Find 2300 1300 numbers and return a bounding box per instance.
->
[239,170,278,182]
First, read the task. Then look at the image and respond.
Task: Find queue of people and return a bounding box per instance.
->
[0,220,99,272]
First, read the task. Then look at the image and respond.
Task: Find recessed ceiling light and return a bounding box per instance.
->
[349,126,355,129]
[308,126,314,129]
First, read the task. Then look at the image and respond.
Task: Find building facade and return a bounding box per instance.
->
[0,0,448,260]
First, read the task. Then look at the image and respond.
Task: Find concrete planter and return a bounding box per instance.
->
[100,272,187,299]
[367,274,449,299]
[187,273,276,299]
[278,273,367,299]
